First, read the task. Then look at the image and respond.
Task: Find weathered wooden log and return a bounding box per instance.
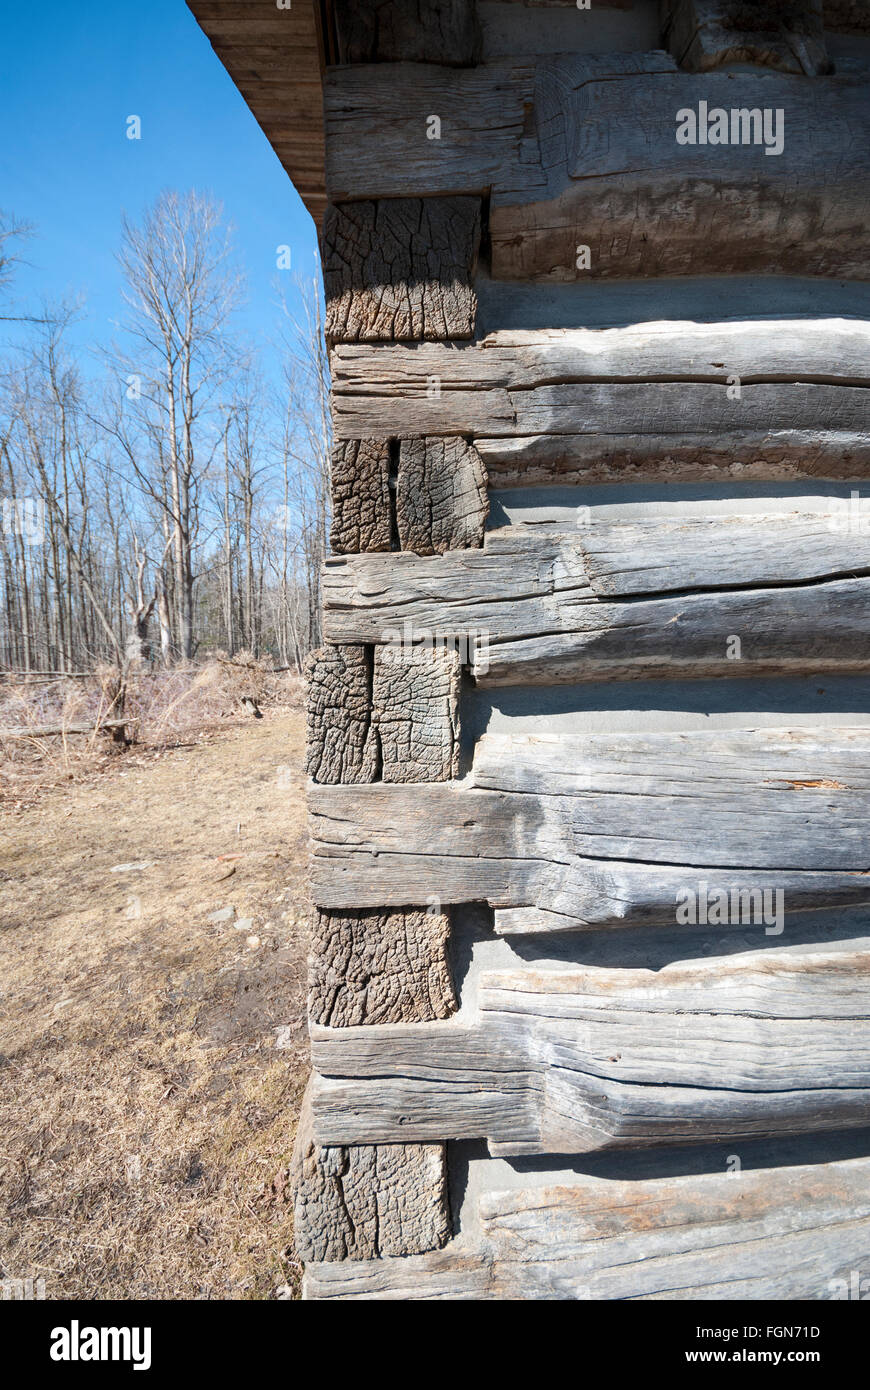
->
[323,525,870,685]
[332,0,481,65]
[324,56,870,279]
[305,1154,870,1299]
[662,0,831,75]
[396,438,488,554]
[373,644,461,782]
[0,719,127,739]
[310,727,870,914]
[309,907,456,1027]
[305,645,378,784]
[330,322,870,480]
[323,199,481,344]
[291,1081,450,1262]
[329,440,392,554]
[311,945,870,1153]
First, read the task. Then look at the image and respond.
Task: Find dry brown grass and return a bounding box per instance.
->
[0,697,312,1300]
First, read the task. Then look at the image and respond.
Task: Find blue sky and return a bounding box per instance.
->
[0,0,319,369]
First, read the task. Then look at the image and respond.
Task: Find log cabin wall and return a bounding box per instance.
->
[189,0,870,1299]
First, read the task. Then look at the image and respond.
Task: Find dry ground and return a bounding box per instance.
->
[0,706,311,1299]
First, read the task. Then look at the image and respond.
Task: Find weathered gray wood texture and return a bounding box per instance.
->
[306,643,461,782]
[397,438,488,553]
[333,0,481,64]
[323,522,870,685]
[331,322,870,483]
[662,0,831,74]
[311,946,870,1154]
[291,1083,450,1261]
[323,199,481,344]
[305,645,378,784]
[309,907,456,1027]
[330,439,392,554]
[305,1155,870,1298]
[373,645,462,781]
[324,56,870,279]
[310,728,870,919]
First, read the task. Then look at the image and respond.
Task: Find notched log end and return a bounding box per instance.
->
[330,439,392,555]
[309,905,457,1027]
[323,198,481,344]
[291,1081,451,1263]
[397,437,488,555]
[305,644,378,785]
[374,643,462,782]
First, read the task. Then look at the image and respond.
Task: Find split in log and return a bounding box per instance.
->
[396,438,488,554]
[309,907,456,1027]
[330,321,870,482]
[662,0,831,75]
[310,727,870,914]
[329,439,392,554]
[310,945,870,1153]
[323,521,870,685]
[304,1154,870,1298]
[324,55,870,279]
[306,642,462,783]
[290,1081,450,1262]
[324,199,481,344]
[332,0,481,65]
[304,645,378,784]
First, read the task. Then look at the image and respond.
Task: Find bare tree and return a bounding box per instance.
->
[109,190,243,662]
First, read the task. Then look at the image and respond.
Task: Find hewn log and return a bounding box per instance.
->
[330,323,870,479]
[291,1082,450,1261]
[304,645,378,784]
[310,727,870,914]
[397,438,488,554]
[311,945,870,1153]
[305,1155,870,1299]
[324,56,870,279]
[323,199,481,344]
[309,907,456,1027]
[373,644,461,782]
[577,513,870,597]
[324,59,535,203]
[662,0,831,75]
[323,527,870,686]
[333,0,481,65]
[329,439,392,555]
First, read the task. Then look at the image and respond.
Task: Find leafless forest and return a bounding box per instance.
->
[0,192,330,704]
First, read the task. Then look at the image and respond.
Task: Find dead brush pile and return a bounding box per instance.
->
[0,655,302,806]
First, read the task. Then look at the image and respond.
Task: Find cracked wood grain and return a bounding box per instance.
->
[330,322,870,481]
[304,1155,870,1298]
[329,439,392,555]
[291,1081,450,1262]
[324,198,481,343]
[309,907,456,1027]
[310,946,870,1153]
[309,727,870,918]
[397,437,488,554]
[305,645,378,785]
[333,0,481,64]
[373,644,461,782]
[323,524,870,685]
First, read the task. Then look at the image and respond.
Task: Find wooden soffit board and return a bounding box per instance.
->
[186,0,329,227]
